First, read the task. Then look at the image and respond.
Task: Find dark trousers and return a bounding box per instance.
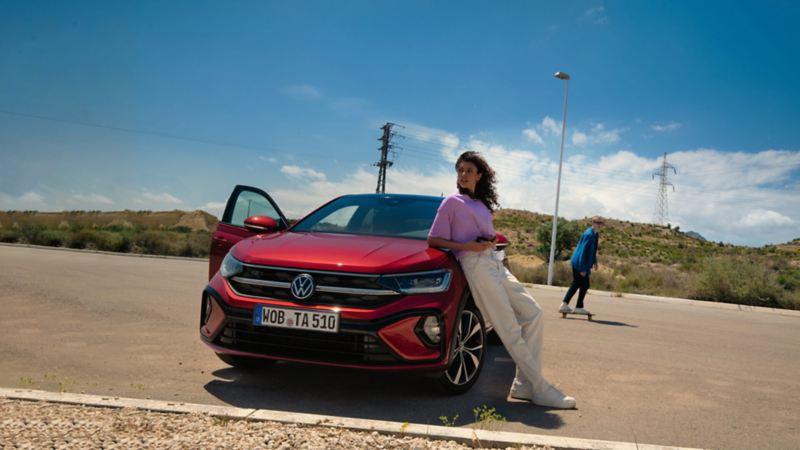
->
[563,267,589,308]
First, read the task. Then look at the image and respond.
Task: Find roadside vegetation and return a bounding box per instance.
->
[0,210,216,258]
[495,209,800,310]
[2,209,798,309]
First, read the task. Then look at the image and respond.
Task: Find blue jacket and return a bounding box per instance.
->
[570,227,599,273]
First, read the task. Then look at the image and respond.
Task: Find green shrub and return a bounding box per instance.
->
[536,219,581,261]
[689,257,785,308]
[134,230,173,255]
[0,230,21,243]
[509,260,572,286]
[67,229,110,250]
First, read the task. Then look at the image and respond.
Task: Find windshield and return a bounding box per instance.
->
[291,196,442,239]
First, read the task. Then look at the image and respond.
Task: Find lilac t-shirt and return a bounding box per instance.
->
[428,193,495,258]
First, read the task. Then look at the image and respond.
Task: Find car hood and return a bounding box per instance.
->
[232,231,450,274]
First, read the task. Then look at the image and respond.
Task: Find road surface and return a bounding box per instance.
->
[1,244,798,449]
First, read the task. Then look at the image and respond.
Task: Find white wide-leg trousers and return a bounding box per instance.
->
[458,249,549,393]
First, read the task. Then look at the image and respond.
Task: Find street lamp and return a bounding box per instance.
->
[547,71,570,285]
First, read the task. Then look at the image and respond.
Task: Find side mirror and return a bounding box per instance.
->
[495,232,509,250]
[244,216,279,234]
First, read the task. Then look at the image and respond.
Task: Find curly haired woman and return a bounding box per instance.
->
[427,151,576,409]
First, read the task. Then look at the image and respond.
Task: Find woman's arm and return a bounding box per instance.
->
[427,236,495,253]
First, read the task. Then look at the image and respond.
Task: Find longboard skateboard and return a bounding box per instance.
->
[561,311,594,321]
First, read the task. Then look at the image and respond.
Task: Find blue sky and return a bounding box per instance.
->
[1,0,799,246]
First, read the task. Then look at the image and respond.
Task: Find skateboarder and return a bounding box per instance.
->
[559,216,604,316]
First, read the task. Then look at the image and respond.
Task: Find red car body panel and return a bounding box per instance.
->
[231,232,448,274]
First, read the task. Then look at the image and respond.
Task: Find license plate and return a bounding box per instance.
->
[253,305,339,333]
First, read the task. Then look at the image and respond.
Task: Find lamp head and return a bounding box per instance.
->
[554,71,571,80]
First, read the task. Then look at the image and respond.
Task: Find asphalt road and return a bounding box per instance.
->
[1,244,798,449]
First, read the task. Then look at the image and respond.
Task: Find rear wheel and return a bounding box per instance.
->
[438,305,486,394]
[215,352,277,370]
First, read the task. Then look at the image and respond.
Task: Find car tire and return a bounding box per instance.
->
[486,329,504,345]
[215,352,277,370]
[437,304,486,395]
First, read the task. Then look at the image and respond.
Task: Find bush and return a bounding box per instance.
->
[508,260,572,286]
[689,257,785,308]
[536,219,581,261]
[134,230,173,255]
[0,230,20,243]
[67,229,110,250]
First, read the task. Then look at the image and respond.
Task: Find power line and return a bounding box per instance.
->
[0,108,368,164]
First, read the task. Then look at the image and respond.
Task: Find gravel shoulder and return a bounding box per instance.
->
[1,399,548,450]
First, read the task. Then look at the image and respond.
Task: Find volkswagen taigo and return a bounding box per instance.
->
[200,185,507,393]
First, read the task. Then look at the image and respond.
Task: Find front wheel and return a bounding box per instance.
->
[438,305,486,394]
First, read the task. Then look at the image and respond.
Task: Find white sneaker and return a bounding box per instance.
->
[573,307,591,315]
[531,384,577,409]
[509,380,533,401]
[558,302,573,313]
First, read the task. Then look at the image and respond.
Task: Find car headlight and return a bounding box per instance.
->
[219,252,244,278]
[378,269,452,294]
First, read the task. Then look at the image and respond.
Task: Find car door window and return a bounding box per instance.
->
[230,190,283,227]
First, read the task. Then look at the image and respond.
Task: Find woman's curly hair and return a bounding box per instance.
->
[456,151,499,212]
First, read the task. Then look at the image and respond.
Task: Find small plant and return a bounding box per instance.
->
[399,421,410,432]
[57,380,73,393]
[473,405,506,424]
[19,376,34,385]
[213,416,233,426]
[130,383,145,390]
[438,414,459,427]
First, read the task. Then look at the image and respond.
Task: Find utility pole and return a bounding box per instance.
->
[374,122,403,194]
[652,152,676,225]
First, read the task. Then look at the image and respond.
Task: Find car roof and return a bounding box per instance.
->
[338,193,444,201]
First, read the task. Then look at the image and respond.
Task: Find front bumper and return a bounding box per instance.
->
[199,274,460,372]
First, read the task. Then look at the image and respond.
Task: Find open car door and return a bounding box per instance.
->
[208,185,289,279]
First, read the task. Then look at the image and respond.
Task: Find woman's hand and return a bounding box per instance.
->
[467,239,495,252]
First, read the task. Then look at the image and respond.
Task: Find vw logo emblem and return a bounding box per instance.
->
[290,273,315,300]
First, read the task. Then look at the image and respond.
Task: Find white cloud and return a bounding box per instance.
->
[267,128,799,246]
[583,5,608,24]
[540,116,562,136]
[572,123,622,146]
[651,122,682,132]
[259,156,278,163]
[140,192,182,205]
[73,193,114,205]
[19,191,44,204]
[199,201,226,218]
[281,165,327,181]
[523,128,544,145]
[738,209,794,228]
[285,84,322,101]
[0,191,45,209]
[572,131,588,146]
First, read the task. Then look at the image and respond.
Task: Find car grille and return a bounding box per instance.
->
[215,317,400,365]
[228,265,403,308]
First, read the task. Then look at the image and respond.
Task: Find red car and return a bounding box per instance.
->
[200,185,507,393]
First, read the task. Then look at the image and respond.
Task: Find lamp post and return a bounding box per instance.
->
[547,71,570,286]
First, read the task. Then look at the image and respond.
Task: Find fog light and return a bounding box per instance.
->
[422,316,441,344]
[203,295,212,325]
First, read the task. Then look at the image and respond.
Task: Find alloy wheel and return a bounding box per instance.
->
[444,308,485,387]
